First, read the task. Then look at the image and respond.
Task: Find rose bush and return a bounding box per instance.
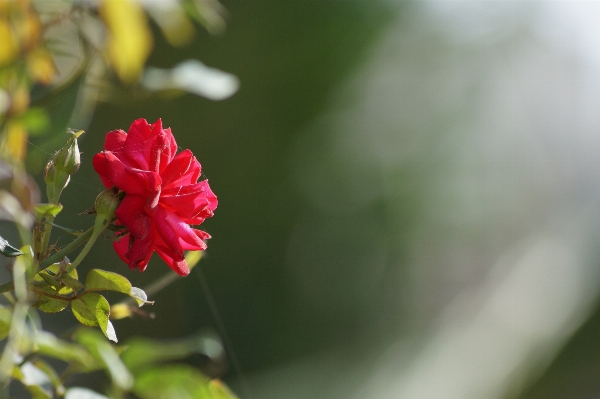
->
[93,118,217,276]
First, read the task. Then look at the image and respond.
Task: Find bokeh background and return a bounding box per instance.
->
[15,1,600,398]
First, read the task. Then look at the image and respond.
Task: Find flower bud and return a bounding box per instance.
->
[95,187,123,223]
[53,130,82,176]
[44,130,83,203]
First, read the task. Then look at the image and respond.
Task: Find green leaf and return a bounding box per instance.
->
[0,306,12,339]
[38,272,62,290]
[74,329,133,389]
[122,333,224,372]
[85,269,150,306]
[33,293,69,313]
[50,222,83,236]
[34,263,79,295]
[207,380,239,399]
[85,269,130,293]
[35,331,97,369]
[71,293,117,342]
[134,365,238,399]
[133,365,208,399]
[34,203,63,219]
[0,235,23,257]
[61,274,84,293]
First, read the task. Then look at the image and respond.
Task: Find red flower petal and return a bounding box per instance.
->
[104,130,127,154]
[113,233,130,263]
[124,119,154,170]
[153,206,184,259]
[127,229,155,271]
[161,149,195,188]
[94,118,217,275]
[93,151,161,196]
[154,243,189,276]
[115,195,150,239]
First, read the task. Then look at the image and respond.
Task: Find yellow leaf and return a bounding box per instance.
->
[0,20,18,66]
[147,4,195,47]
[26,48,56,85]
[109,303,132,320]
[5,121,28,162]
[100,0,152,83]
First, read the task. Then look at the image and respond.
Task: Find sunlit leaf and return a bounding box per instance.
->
[134,365,239,399]
[71,293,116,342]
[100,0,152,83]
[61,274,84,294]
[34,263,78,295]
[0,235,23,257]
[0,20,18,65]
[37,272,62,290]
[26,47,57,85]
[34,203,63,219]
[133,365,209,399]
[109,303,132,320]
[0,306,12,339]
[85,269,149,306]
[5,121,28,162]
[207,379,239,399]
[33,293,69,313]
[85,269,130,293]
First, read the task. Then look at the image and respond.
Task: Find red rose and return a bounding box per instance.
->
[93,118,217,276]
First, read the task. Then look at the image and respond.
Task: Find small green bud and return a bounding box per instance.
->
[53,130,83,175]
[44,130,83,203]
[95,187,123,224]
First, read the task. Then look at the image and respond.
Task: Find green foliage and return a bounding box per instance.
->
[72,293,116,342]
[30,266,150,342]
[85,268,150,306]
[0,306,12,340]
[33,203,63,219]
[134,365,238,399]
[122,333,224,372]
[0,0,238,397]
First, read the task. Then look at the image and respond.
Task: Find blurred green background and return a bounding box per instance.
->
[21,1,600,398]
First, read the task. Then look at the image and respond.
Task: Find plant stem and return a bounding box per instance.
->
[40,213,56,261]
[67,215,113,271]
[39,226,94,270]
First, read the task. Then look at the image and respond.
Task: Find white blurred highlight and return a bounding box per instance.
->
[143,60,239,100]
